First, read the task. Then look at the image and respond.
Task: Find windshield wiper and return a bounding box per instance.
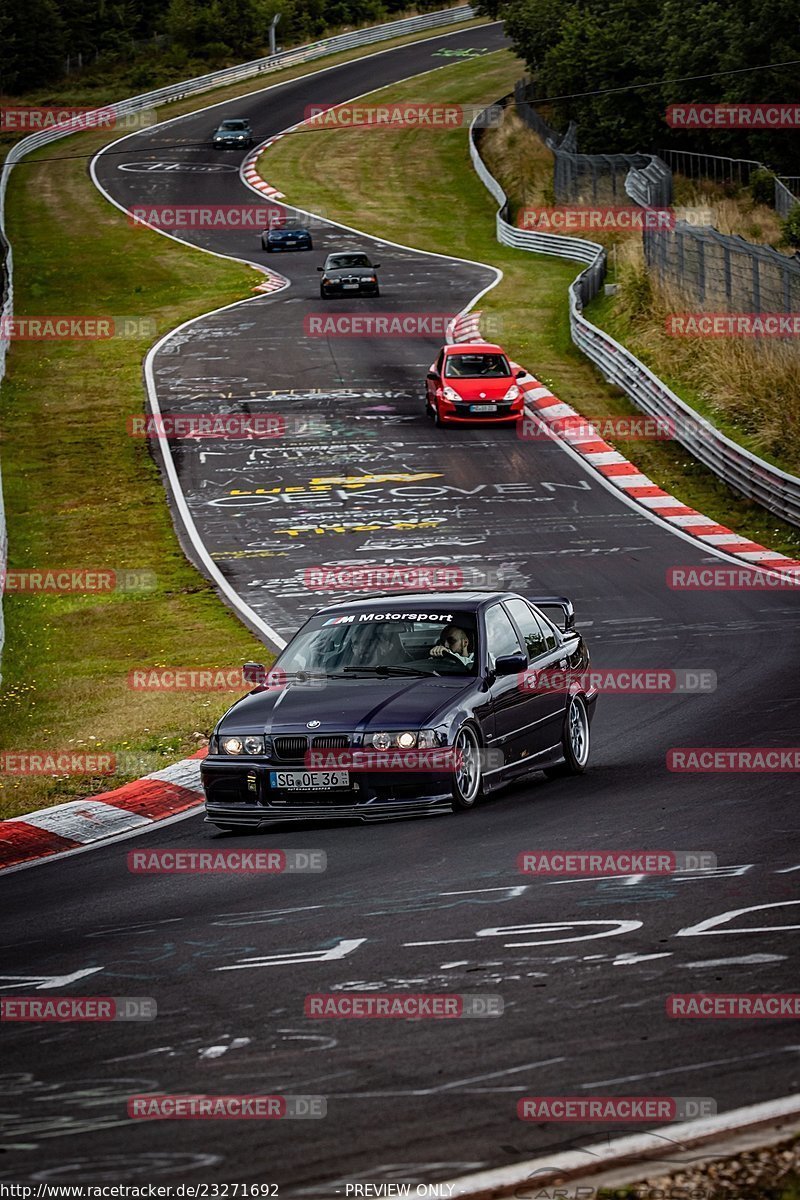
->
[341,665,438,677]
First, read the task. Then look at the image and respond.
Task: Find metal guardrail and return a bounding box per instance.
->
[0,5,478,675]
[469,109,800,529]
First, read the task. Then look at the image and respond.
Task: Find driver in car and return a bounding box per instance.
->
[429,624,474,667]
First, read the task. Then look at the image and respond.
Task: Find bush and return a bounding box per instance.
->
[749,168,776,206]
[782,203,800,248]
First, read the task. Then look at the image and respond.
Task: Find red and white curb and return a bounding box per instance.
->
[0,750,206,874]
[450,310,800,580]
[242,136,286,201]
[443,1093,800,1199]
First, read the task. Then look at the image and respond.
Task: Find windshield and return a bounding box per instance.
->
[325,254,371,270]
[444,353,511,378]
[271,218,307,230]
[274,612,479,676]
[220,120,248,131]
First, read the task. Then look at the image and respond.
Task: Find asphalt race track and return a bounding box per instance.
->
[1,22,799,1193]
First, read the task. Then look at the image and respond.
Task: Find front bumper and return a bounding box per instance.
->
[440,402,523,425]
[202,759,452,825]
[267,238,312,250]
[321,281,379,295]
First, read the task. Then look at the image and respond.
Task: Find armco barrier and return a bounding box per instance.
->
[469,107,800,528]
[0,5,478,676]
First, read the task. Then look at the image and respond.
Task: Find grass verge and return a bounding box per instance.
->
[259,67,800,561]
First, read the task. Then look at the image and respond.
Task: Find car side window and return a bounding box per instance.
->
[485,604,523,667]
[504,598,549,661]
[532,607,560,651]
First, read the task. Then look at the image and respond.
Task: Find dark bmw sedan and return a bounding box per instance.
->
[262,216,313,252]
[202,592,597,828]
[318,252,380,297]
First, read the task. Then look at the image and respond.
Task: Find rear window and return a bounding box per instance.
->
[444,353,511,378]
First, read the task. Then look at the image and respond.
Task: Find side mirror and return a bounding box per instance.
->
[514,367,525,378]
[243,661,266,685]
[427,371,438,381]
[493,652,527,676]
[373,263,381,269]
[316,266,324,271]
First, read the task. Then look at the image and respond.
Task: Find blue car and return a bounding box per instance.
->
[261,217,313,252]
[202,591,597,828]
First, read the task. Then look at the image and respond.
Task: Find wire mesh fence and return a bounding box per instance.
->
[643,222,800,313]
[512,80,800,315]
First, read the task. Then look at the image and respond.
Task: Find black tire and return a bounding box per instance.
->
[450,723,483,811]
[543,693,590,778]
[373,286,381,298]
[265,244,273,252]
[434,400,445,428]
[320,287,328,299]
[306,239,313,251]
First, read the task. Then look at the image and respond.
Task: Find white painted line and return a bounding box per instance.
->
[444,1093,800,1199]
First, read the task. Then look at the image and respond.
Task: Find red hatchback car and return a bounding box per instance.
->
[425,343,526,426]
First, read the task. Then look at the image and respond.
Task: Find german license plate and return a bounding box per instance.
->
[343,282,359,289]
[269,770,350,791]
[470,403,497,413]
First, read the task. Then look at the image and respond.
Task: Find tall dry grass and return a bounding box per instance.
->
[611,239,800,471]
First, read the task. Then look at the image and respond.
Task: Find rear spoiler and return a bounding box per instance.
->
[527,595,575,633]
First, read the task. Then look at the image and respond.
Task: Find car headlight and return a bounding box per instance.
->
[221,735,268,755]
[368,731,440,749]
[503,384,521,401]
[442,385,462,404]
